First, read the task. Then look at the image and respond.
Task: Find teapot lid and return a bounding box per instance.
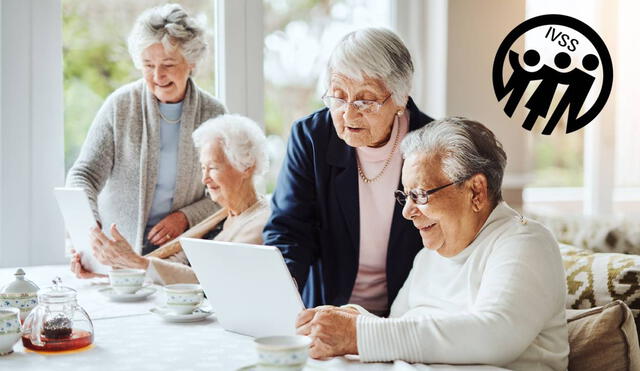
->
[38,277,77,303]
[1,268,40,295]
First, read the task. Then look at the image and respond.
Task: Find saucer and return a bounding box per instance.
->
[149,304,214,323]
[236,364,321,371]
[98,286,157,302]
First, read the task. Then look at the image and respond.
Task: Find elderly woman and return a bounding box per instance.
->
[71,114,271,285]
[296,118,569,370]
[66,4,225,266]
[263,28,433,315]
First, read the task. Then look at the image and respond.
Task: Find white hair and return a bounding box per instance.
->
[400,117,507,204]
[127,3,208,70]
[325,27,414,105]
[192,114,269,177]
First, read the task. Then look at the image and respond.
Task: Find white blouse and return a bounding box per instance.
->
[354,202,569,371]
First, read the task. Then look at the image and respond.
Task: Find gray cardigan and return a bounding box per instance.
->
[66,78,226,252]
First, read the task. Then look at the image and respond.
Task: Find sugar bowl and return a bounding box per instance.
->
[0,268,39,321]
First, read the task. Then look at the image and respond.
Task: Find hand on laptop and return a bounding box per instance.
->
[295,305,359,359]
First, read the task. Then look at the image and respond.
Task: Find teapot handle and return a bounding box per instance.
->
[29,306,45,346]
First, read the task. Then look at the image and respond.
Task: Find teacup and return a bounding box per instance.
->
[163,284,204,314]
[255,335,311,371]
[0,307,21,356]
[108,269,146,294]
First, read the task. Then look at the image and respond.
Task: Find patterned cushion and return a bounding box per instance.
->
[560,244,640,314]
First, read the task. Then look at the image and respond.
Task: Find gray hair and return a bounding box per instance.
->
[127,3,207,70]
[400,117,507,204]
[192,114,269,177]
[326,27,414,105]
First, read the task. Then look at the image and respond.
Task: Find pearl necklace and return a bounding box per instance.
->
[356,120,401,184]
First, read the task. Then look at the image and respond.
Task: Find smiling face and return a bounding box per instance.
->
[327,74,405,148]
[141,43,193,103]
[400,153,489,257]
[199,140,248,209]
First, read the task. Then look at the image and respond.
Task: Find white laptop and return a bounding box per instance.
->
[54,187,110,274]
[180,238,305,337]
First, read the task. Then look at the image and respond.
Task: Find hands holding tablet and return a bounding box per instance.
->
[69,223,150,279]
[90,224,149,270]
[70,249,106,279]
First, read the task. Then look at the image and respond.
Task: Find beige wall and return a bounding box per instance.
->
[445,0,530,209]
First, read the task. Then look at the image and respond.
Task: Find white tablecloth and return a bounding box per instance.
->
[0,265,509,371]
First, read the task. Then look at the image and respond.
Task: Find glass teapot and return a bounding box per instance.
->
[21,278,94,352]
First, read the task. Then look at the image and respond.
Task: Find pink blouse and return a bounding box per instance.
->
[349,112,410,315]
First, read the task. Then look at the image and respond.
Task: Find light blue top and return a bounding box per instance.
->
[147,101,183,228]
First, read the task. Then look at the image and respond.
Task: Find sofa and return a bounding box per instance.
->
[529,212,640,370]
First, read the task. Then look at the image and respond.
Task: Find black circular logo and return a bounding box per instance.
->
[493,14,613,135]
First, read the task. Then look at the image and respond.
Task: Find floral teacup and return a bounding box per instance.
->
[255,335,311,371]
[108,269,146,294]
[0,307,21,356]
[163,284,204,314]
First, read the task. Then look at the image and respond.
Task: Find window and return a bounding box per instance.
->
[523,0,640,216]
[262,0,392,190]
[62,0,216,171]
[613,0,640,214]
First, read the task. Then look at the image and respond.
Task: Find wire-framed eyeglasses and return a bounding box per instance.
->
[394,180,464,206]
[321,94,391,114]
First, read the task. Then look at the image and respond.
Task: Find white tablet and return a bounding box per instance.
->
[54,187,110,274]
[181,238,305,337]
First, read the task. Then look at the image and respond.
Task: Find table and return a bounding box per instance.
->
[0,265,508,371]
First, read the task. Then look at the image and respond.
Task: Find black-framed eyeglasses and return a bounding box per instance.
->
[321,94,391,114]
[394,180,464,206]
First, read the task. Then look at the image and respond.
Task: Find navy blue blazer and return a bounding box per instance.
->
[263,98,433,310]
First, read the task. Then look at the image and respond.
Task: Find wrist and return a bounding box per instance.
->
[175,211,189,229]
[351,317,359,354]
[136,256,150,270]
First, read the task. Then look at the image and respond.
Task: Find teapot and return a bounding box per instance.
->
[21,278,94,352]
[0,268,39,321]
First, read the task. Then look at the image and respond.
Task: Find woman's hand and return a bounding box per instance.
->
[69,249,107,279]
[91,224,149,269]
[296,305,359,359]
[147,211,189,246]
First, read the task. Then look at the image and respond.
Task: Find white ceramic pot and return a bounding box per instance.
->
[0,268,39,321]
[0,293,38,322]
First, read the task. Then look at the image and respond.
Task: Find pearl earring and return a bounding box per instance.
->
[397,110,404,116]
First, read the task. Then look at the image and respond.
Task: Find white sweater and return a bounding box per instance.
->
[355,202,569,371]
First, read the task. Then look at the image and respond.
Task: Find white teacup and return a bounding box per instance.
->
[108,269,146,294]
[0,307,21,356]
[163,284,204,314]
[255,335,311,371]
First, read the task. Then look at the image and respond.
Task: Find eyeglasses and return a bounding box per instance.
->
[394,180,464,206]
[321,94,391,114]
